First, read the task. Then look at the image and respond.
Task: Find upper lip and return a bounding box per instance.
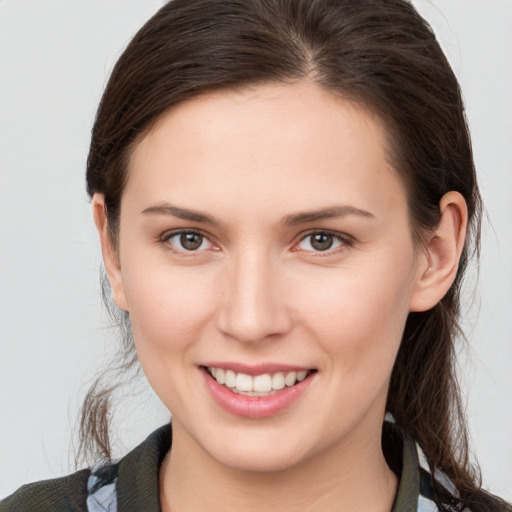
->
[201,362,314,376]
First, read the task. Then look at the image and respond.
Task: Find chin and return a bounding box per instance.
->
[215,445,308,474]
[193,421,324,475]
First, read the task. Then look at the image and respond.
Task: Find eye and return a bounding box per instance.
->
[163,230,215,253]
[295,231,348,254]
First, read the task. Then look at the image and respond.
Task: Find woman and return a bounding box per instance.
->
[1,0,510,510]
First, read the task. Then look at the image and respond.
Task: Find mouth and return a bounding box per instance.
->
[203,366,316,397]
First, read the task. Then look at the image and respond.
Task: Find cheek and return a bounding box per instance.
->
[121,263,221,413]
[122,263,218,355]
[292,257,415,370]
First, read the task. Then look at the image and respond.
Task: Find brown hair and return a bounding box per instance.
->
[82,0,510,509]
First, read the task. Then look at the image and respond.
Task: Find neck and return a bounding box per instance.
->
[159,421,397,512]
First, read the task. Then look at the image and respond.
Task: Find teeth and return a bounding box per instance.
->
[271,372,285,390]
[297,370,308,382]
[254,374,272,392]
[207,367,311,395]
[235,373,253,392]
[216,368,225,385]
[284,371,297,386]
[225,369,236,388]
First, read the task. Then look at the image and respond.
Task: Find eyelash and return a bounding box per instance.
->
[160,229,353,256]
[293,230,353,256]
[160,229,217,255]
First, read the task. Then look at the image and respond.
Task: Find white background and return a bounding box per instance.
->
[0,0,511,501]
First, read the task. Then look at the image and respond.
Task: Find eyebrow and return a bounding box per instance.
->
[282,206,375,226]
[141,203,219,225]
[141,202,375,227]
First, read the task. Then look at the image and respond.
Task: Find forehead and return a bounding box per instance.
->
[125,81,407,223]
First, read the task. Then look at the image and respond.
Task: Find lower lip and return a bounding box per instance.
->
[202,368,314,419]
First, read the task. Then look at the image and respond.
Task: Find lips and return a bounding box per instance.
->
[201,364,316,418]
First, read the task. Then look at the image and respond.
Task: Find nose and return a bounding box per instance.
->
[217,250,292,344]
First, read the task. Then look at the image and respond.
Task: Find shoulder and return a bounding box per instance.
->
[383,420,468,512]
[0,469,91,512]
[0,425,172,512]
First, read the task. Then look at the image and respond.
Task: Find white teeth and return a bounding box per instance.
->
[297,370,308,382]
[235,373,253,392]
[271,372,285,390]
[216,368,225,385]
[225,369,236,388]
[284,371,297,387]
[253,374,272,392]
[207,367,310,395]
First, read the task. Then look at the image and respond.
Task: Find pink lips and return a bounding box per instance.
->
[201,365,315,419]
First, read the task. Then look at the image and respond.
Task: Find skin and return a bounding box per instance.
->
[94,81,467,511]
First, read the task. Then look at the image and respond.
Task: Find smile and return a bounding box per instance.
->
[206,366,311,396]
[202,365,316,418]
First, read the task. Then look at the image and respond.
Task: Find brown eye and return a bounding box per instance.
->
[310,233,334,251]
[180,232,203,250]
[165,231,213,252]
[296,231,346,254]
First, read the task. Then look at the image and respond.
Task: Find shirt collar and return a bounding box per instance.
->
[101,422,446,511]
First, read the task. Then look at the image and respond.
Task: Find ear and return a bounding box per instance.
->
[92,194,129,311]
[409,191,468,312]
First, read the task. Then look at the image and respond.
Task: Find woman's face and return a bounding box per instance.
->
[107,81,426,472]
